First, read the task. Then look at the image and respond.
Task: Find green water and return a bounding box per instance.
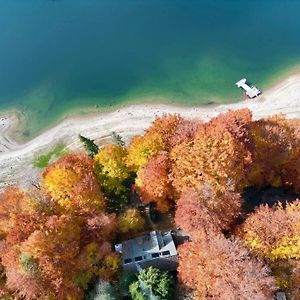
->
[1,0,300,138]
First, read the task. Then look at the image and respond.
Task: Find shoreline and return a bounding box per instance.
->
[1,71,300,189]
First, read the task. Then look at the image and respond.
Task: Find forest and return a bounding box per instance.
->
[0,108,300,299]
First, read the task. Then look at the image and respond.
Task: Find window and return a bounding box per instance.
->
[124,258,132,264]
[134,256,143,262]
[151,252,160,258]
[162,250,170,256]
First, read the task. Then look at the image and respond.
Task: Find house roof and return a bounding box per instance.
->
[115,231,177,266]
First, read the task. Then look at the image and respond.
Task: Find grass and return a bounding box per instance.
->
[33,143,69,169]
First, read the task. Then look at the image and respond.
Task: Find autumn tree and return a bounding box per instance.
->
[290,265,300,300]
[241,200,300,261]
[175,188,240,235]
[126,133,165,172]
[94,144,132,212]
[42,152,105,214]
[1,211,118,299]
[0,180,118,299]
[283,146,300,193]
[170,109,254,194]
[135,151,174,213]
[0,187,36,237]
[247,116,298,188]
[118,208,145,233]
[178,232,276,299]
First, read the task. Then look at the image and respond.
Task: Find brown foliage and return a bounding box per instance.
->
[178,232,276,299]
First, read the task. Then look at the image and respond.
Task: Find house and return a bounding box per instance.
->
[275,292,287,300]
[115,230,178,273]
[235,78,261,99]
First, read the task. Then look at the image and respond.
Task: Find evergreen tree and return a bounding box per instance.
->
[111,131,125,147]
[79,134,99,158]
[129,267,174,300]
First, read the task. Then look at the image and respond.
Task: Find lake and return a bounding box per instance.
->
[1,0,300,137]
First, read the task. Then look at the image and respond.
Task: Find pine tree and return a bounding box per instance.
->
[111,131,125,147]
[79,134,99,158]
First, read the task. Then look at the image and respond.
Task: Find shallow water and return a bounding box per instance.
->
[1,0,300,137]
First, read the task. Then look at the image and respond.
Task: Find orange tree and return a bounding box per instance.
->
[0,182,119,299]
[135,151,174,212]
[170,109,254,194]
[177,231,276,299]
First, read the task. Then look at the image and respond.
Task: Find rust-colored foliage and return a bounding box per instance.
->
[170,109,254,194]
[145,114,202,149]
[1,212,118,299]
[175,186,241,234]
[135,151,174,212]
[0,187,36,237]
[0,184,118,299]
[82,213,117,244]
[42,152,105,214]
[241,200,300,261]
[168,119,201,149]
[178,232,276,299]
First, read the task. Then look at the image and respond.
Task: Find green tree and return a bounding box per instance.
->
[79,134,99,158]
[111,131,125,147]
[129,267,174,300]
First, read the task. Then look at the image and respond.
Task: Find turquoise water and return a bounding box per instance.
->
[1,0,300,138]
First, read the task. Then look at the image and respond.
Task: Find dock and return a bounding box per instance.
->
[235,78,261,99]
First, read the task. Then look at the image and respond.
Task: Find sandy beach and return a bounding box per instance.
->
[1,72,300,189]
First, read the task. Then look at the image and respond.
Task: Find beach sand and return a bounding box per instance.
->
[1,72,300,189]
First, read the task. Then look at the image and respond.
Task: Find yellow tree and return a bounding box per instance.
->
[94,144,131,212]
[42,152,105,214]
[94,144,130,180]
[126,133,164,172]
[118,208,145,233]
[241,200,300,261]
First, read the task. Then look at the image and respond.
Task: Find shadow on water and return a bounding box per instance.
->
[242,185,300,214]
